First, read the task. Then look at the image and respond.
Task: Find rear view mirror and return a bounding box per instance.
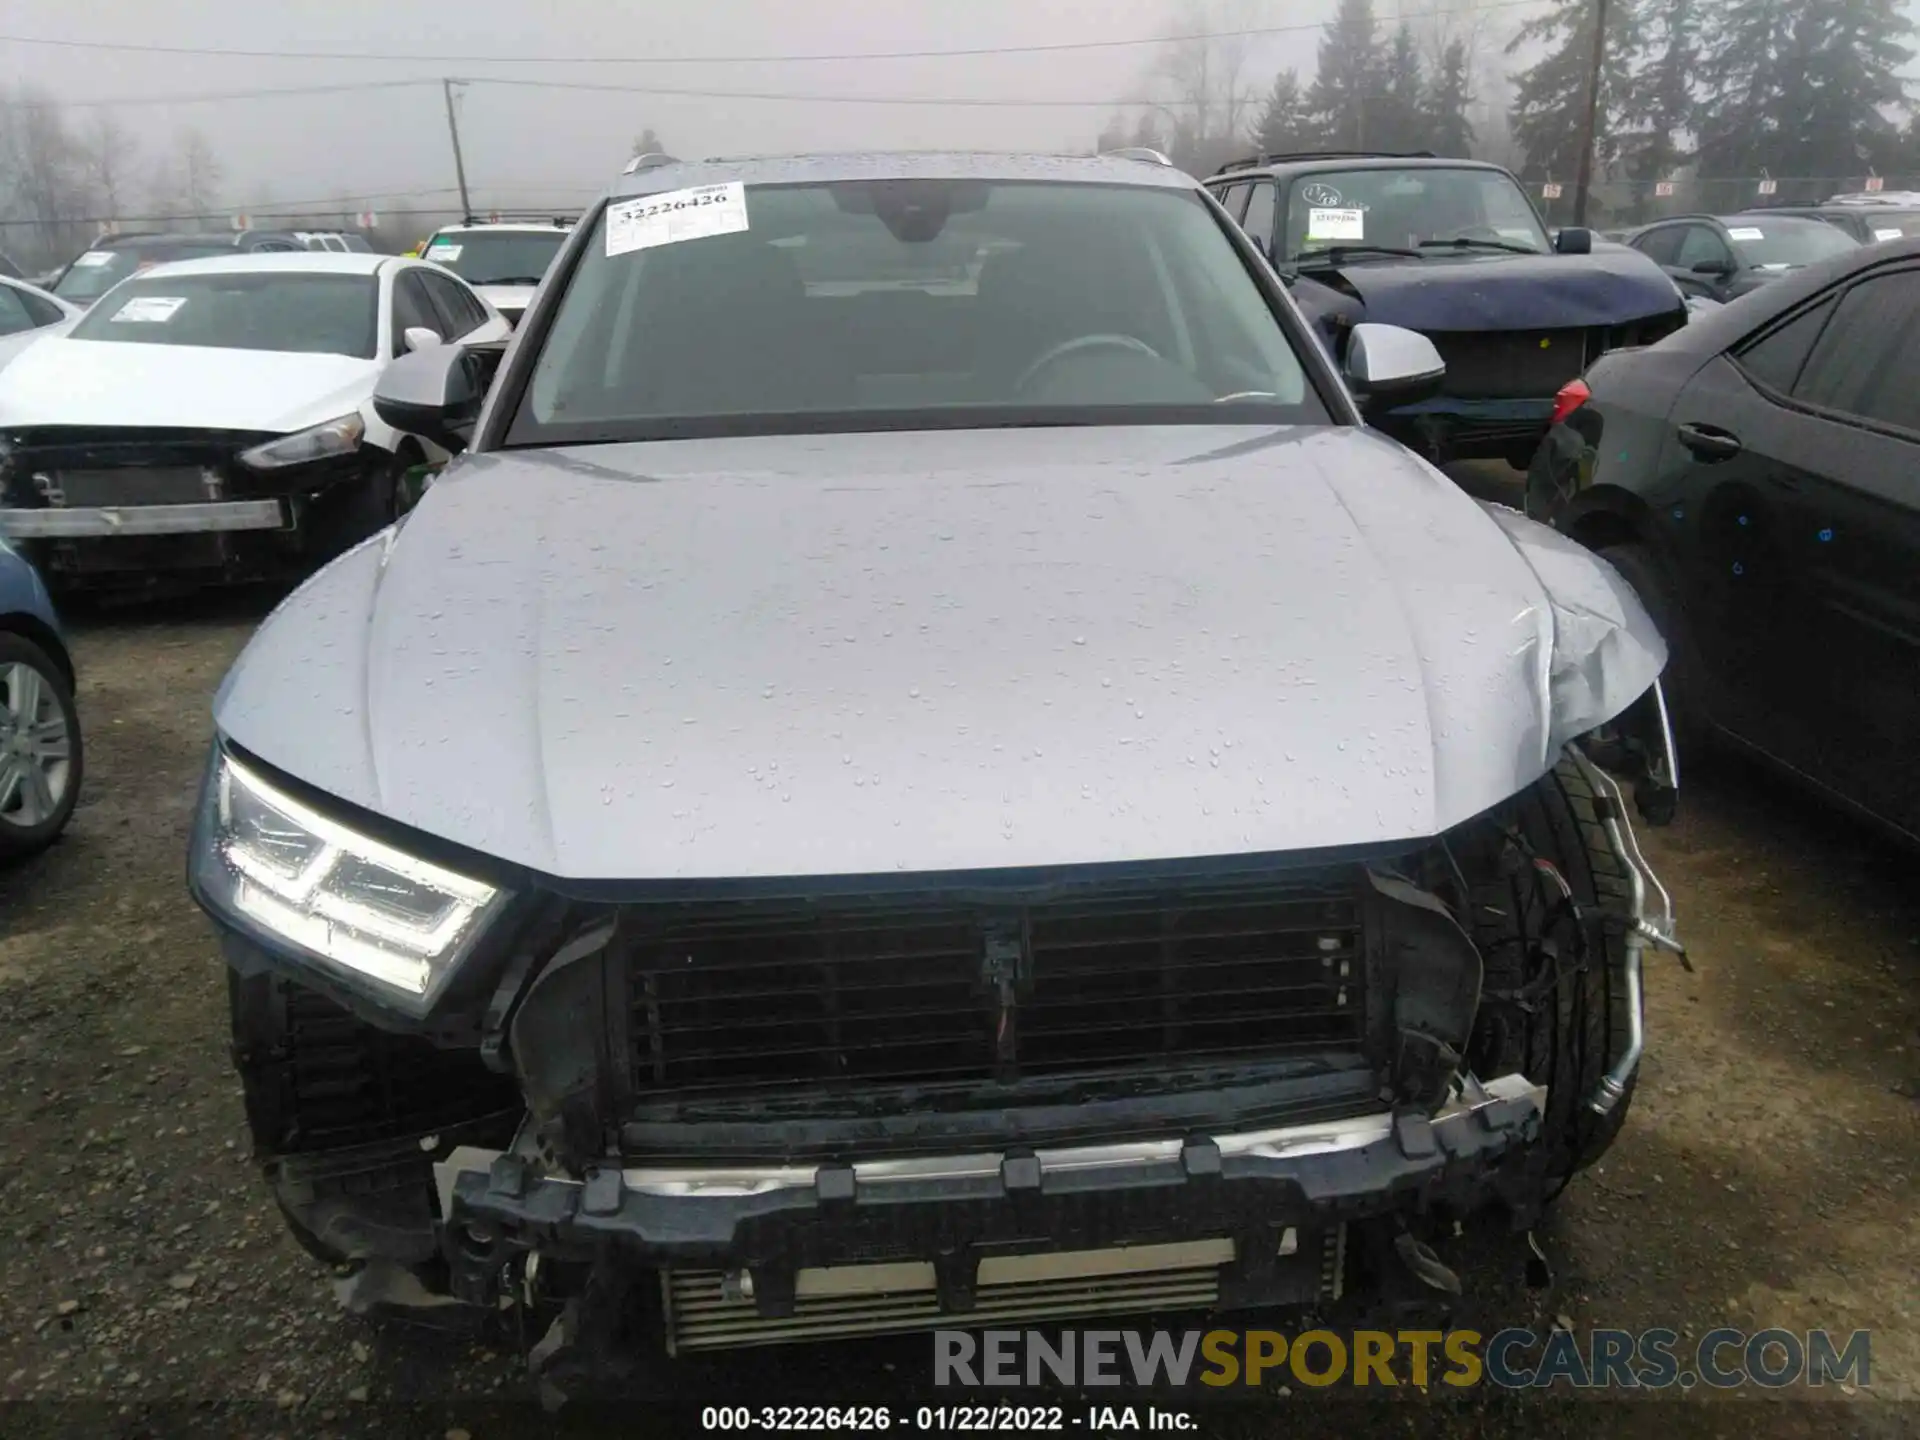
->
[1554,227,1594,255]
[1344,323,1446,410]
[373,344,492,454]
[403,326,443,354]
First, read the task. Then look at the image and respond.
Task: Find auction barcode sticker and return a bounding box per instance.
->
[606,182,749,256]
[1306,207,1366,242]
[110,296,187,323]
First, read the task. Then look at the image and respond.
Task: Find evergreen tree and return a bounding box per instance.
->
[1505,0,1642,181]
[1693,0,1804,181]
[1131,113,1168,153]
[1620,0,1701,211]
[1251,68,1314,154]
[632,128,666,156]
[1794,0,1912,181]
[1096,114,1131,153]
[1376,23,1427,152]
[1424,38,1478,158]
[1307,0,1380,149]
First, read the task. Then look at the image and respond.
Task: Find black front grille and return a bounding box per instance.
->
[1429,329,1588,398]
[623,873,1367,1100]
[260,981,521,1153]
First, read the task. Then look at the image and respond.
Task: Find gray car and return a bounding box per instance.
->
[189,152,1682,1390]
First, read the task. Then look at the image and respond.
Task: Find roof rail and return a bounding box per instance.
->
[1216,149,1439,173]
[622,151,681,175]
[461,212,578,227]
[1100,147,1174,167]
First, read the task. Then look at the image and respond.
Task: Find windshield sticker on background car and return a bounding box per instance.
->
[605,182,749,256]
[1301,182,1345,207]
[1727,227,1766,242]
[72,251,117,268]
[109,296,187,323]
[425,243,463,262]
[1874,227,1902,241]
[1307,207,1366,242]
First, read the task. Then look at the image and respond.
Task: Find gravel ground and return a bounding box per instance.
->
[2,561,1917,1439]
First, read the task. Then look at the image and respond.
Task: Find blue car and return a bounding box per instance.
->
[0,536,81,859]
[1204,152,1689,468]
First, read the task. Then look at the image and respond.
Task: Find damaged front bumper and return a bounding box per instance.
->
[415,1073,1542,1355]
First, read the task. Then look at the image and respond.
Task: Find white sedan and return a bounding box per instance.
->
[0,252,508,594]
[0,273,82,373]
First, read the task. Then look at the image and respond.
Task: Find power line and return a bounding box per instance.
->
[0,1,1550,68]
[0,77,437,110]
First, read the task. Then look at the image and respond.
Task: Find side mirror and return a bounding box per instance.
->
[1690,258,1733,277]
[373,344,492,454]
[1554,226,1594,255]
[402,326,443,354]
[1344,322,1446,410]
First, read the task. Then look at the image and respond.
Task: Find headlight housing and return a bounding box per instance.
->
[195,750,507,1008]
[238,412,366,470]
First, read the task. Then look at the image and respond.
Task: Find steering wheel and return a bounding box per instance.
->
[1015,333,1166,395]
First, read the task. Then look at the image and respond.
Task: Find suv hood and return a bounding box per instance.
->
[214,425,1663,882]
[0,337,380,433]
[1305,246,1682,330]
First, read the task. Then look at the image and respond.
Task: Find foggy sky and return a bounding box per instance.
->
[0,0,1374,215]
[3,0,1913,223]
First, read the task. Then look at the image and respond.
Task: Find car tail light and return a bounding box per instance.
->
[1550,378,1591,427]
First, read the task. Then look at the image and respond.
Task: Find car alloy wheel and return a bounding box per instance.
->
[0,655,74,830]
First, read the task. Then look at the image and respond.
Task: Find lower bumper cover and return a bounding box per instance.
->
[433,1073,1544,1319]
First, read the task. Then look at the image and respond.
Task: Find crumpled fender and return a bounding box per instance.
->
[1479,502,1668,753]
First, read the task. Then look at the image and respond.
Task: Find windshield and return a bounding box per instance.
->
[1844,210,1920,242]
[1280,167,1551,262]
[513,179,1322,444]
[1725,218,1860,268]
[422,230,566,285]
[69,272,379,358]
[53,244,232,304]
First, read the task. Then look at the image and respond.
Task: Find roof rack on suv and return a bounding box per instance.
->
[1100,147,1174,167]
[460,212,578,228]
[1214,150,1439,173]
[622,152,681,175]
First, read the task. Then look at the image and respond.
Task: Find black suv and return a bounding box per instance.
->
[1737,194,1920,246]
[1205,151,1687,467]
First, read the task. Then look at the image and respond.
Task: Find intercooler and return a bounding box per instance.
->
[661,1232,1345,1353]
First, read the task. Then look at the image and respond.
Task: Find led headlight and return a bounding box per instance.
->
[238,412,366,470]
[201,752,505,1003]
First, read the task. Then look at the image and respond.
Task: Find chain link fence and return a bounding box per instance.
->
[1535,175,1920,230]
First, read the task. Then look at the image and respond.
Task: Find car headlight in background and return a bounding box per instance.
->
[238,413,365,470]
[199,751,505,1003]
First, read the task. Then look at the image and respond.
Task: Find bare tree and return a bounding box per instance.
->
[0,86,92,264]
[79,111,137,223]
[178,127,224,221]
[1144,0,1263,175]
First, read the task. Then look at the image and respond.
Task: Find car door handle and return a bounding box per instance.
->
[1677,423,1743,460]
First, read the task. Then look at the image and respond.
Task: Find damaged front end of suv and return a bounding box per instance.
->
[187,486,1684,1399]
[187,154,1686,1402]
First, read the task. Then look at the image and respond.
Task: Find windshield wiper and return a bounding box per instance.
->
[1418,238,1544,256]
[1294,244,1425,267]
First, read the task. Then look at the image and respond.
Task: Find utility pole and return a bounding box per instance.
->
[1571,0,1611,227]
[442,78,473,218]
